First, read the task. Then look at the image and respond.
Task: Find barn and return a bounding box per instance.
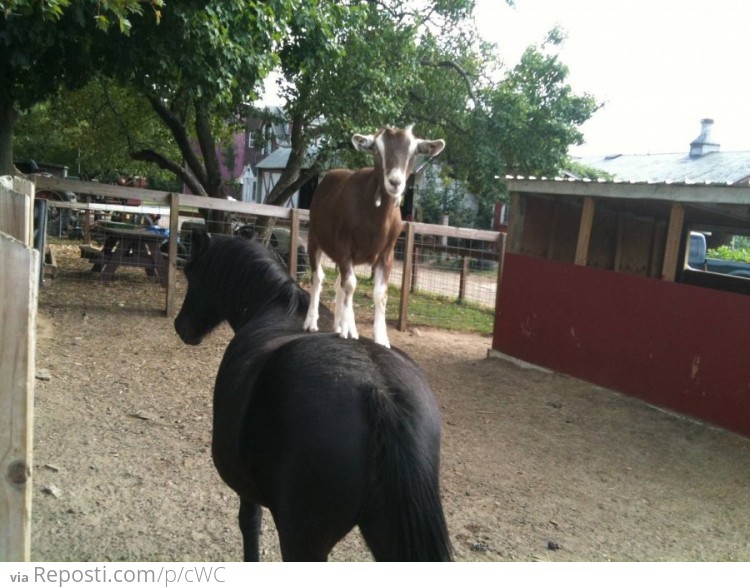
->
[492,177,750,437]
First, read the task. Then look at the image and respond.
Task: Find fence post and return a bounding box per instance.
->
[289,207,300,280]
[165,193,180,318]
[398,222,415,331]
[458,255,470,302]
[411,246,420,294]
[0,179,39,562]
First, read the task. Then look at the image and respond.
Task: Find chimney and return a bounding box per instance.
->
[689,118,720,158]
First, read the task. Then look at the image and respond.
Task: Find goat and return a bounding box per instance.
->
[303,125,445,347]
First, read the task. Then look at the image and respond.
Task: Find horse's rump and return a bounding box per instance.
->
[215,331,450,559]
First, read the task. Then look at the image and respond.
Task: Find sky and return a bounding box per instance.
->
[473,0,750,156]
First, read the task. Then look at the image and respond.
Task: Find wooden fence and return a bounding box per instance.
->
[0,176,39,562]
[34,175,505,322]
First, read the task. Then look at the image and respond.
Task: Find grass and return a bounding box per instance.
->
[315,269,495,335]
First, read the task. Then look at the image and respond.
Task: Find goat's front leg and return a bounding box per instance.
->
[372,263,391,347]
[337,264,359,340]
[303,250,324,332]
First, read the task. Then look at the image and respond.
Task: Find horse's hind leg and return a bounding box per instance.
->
[238,499,262,562]
[303,247,324,332]
[272,505,356,562]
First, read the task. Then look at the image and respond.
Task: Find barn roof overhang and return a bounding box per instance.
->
[502,176,750,234]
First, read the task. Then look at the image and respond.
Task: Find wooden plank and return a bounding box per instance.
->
[179,194,308,221]
[661,202,685,281]
[165,193,180,318]
[0,184,33,245]
[409,221,500,242]
[398,222,416,331]
[574,197,595,266]
[0,232,39,562]
[34,175,172,204]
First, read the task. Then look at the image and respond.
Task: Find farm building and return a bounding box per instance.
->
[492,177,750,438]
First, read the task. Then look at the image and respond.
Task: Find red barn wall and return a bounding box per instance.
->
[492,253,750,437]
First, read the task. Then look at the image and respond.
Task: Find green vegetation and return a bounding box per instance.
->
[5,0,599,233]
[317,270,495,336]
[708,245,750,263]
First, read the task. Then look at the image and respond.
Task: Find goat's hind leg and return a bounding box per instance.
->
[337,264,359,340]
[303,248,324,333]
[333,273,344,334]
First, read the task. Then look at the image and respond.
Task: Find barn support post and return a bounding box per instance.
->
[506,192,524,254]
[165,193,180,318]
[398,222,416,331]
[0,179,38,562]
[574,196,595,266]
[661,202,685,282]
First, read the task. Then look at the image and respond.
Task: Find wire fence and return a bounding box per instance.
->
[35,176,503,335]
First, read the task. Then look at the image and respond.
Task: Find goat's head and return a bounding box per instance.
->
[352,125,445,207]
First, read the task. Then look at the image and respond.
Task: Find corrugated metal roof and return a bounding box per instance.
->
[256,146,318,171]
[576,151,750,185]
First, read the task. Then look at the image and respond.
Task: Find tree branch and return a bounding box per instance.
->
[130,148,207,196]
[145,93,209,189]
[420,58,478,104]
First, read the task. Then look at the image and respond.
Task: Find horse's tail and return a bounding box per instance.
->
[364,383,453,562]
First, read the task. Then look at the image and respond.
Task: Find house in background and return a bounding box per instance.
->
[187,106,294,202]
[575,118,750,185]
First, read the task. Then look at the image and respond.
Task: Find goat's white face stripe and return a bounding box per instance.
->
[375,130,418,203]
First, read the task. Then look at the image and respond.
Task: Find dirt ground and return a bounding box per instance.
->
[30,268,750,562]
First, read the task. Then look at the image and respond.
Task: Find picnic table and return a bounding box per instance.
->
[80,225,169,287]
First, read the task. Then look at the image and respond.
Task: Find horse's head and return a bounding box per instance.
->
[174,229,224,345]
[352,125,445,207]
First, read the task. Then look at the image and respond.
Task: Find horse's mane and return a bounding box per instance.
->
[195,234,310,321]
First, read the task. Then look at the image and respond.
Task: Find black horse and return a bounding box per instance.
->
[174,230,452,562]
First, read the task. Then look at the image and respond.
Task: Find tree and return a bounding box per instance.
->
[260,0,482,209]
[430,30,600,227]
[14,76,180,184]
[0,0,162,175]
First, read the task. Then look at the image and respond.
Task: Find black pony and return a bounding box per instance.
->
[174,230,452,562]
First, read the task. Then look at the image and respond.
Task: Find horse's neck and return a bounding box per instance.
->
[227,290,307,334]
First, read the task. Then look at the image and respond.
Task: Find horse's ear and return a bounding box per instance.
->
[416,138,446,157]
[352,133,375,152]
[190,228,211,258]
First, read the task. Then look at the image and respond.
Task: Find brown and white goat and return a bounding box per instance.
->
[303,125,445,347]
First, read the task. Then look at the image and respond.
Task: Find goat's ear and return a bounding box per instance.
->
[417,139,446,157]
[190,228,211,258]
[352,133,376,152]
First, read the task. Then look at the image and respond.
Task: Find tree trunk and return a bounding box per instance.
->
[0,99,18,176]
